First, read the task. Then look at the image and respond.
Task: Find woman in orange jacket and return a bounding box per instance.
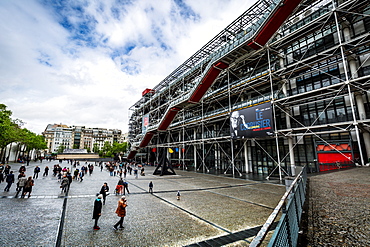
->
[113,196,127,230]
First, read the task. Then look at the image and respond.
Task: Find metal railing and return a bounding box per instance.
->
[250,166,308,247]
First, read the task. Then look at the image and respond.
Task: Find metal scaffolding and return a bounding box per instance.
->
[128,0,370,179]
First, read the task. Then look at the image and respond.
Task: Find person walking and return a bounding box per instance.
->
[33,166,41,179]
[79,170,84,182]
[19,165,26,173]
[149,181,153,193]
[4,165,11,176]
[60,175,69,193]
[22,176,34,198]
[116,178,124,195]
[92,194,103,230]
[113,196,127,230]
[73,168,79,180]
[123,180,130,195]
[4,171,15,192]
[66,172,72,191]
[15,173,27,197]
[43,166,49,176]
[100,182,110,205]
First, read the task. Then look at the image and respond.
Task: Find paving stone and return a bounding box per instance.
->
[0,160,293,246]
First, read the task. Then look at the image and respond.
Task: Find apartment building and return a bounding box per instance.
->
[43,124,124,154]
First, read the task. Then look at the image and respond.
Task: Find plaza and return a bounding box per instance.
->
[0,160,286,246]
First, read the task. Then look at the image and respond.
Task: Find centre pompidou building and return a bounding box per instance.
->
[128,0,370,179]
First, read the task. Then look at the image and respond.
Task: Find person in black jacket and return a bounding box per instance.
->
[4,171,15,192]
[92,194,103,230]
[99,182,109,205]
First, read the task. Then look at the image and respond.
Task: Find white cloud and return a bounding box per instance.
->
[0,0,256,135]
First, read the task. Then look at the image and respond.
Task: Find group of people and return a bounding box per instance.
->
[105,161,146,179]
[1,166,35,198]
[1,160,185,234]
[92,181,127,231]
[115,178,130,195]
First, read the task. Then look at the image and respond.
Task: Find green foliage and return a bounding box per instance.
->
[57,145,66,154]
[93,143,100,153]
[97,141,128,158]
[0,104,47,159]
[112,142,128,154]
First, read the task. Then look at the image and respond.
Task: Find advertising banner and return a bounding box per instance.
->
[230,102,274,139]
[142,114,149,133]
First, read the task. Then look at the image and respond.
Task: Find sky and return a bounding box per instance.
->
[0,0,255,135]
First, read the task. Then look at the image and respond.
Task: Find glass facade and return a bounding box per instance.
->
[129,0,370,178]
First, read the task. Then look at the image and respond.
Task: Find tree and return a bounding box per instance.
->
[0,104,47,162]
[57,145,66,154]
[93,143,100,153]
[0,104,21,162]
[112,142,128,154]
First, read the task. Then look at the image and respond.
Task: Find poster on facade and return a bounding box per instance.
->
[230,102,274,139]
[142,114,149,133]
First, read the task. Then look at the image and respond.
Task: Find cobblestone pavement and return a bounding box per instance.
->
[0,161,286,247]
[304,167,370,247]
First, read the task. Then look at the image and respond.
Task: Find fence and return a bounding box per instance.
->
[250,166,308,247]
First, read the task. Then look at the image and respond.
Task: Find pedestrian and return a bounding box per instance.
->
[113,196,127,230]
[141,167,145,176]
[66,172,72,191]
[4,164,11,175]
[79,170,84,182]
[33,166,41,179]
[177,190,181,200]
[149,181,153,193]
[93,194,103,230]
[15,174,27,197]
[100,182,110,205]
[4,171,15,192]
[73,168,79,180]
[60,175,69,193]
[116,178,124,195]
[22,176,34,198]
[19,165,26,173]
[123,180,130,195]
[88,165,93,175]
[43,166,49,176]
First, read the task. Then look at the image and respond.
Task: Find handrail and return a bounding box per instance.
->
[250,166,307,247]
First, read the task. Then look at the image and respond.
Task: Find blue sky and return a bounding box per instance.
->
[0,0,255,134]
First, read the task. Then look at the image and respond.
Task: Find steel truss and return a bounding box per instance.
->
[128,0,370,179]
